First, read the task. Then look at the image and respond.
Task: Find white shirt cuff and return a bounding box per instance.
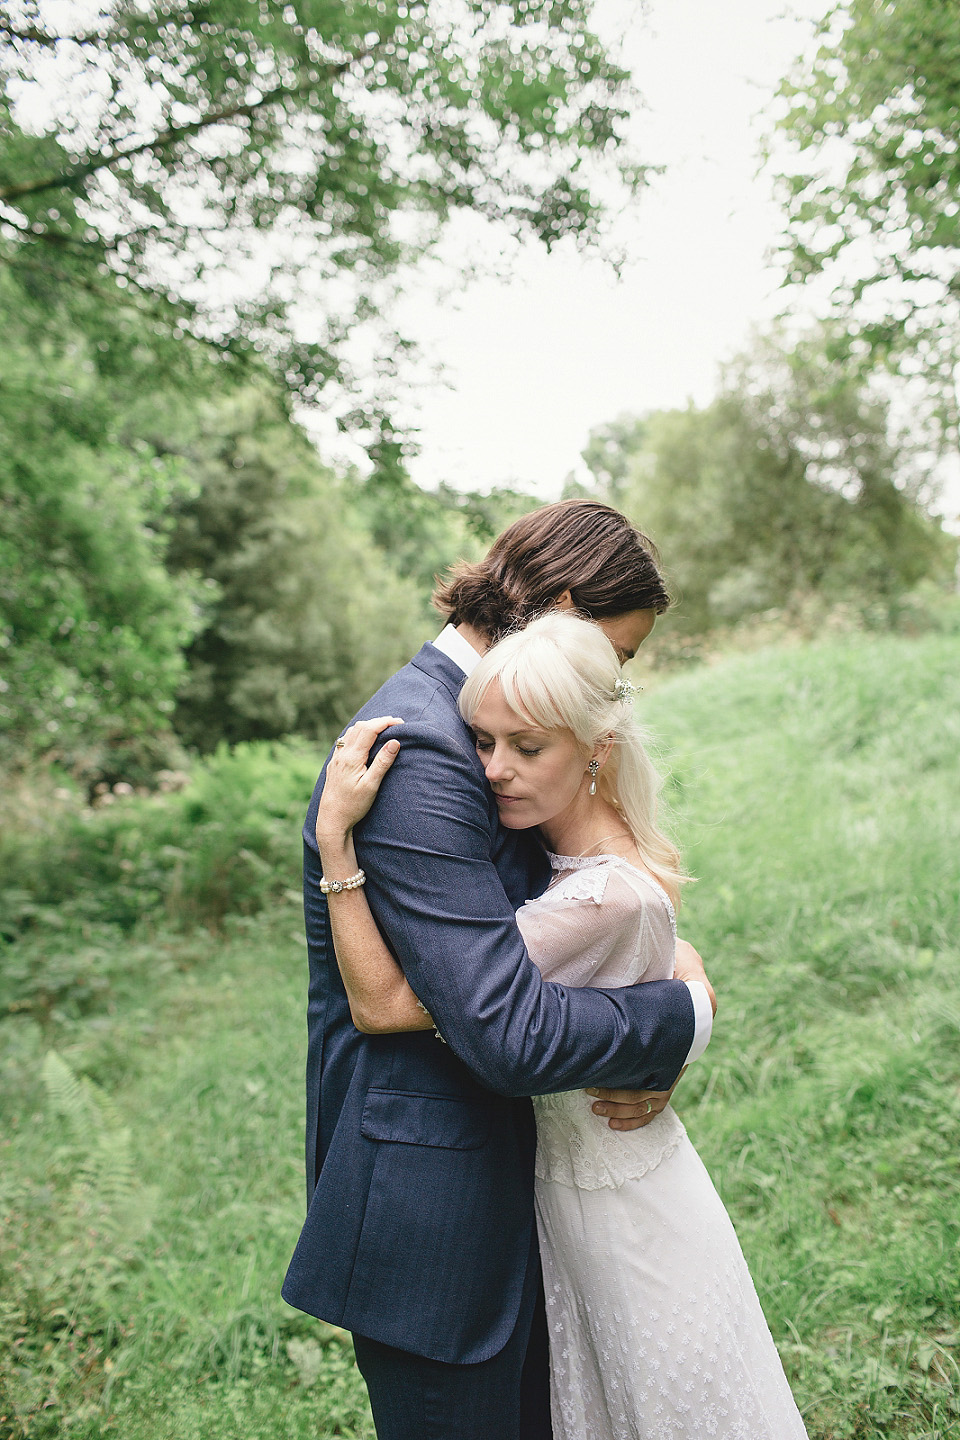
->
[682,981,713,1065]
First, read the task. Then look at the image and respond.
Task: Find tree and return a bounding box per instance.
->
[352,472,539,601]
[164,386,429,749]
[0,0,644,450]
[578,415,647,509]
[582,330,955,635]
[1,0,645,769]
[164,392,543,748]
[775,0,960,423]
[0,264,202,777]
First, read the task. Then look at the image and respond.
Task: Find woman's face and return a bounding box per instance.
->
[469,680,590,831]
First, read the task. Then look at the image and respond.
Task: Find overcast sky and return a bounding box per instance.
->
[367,0,829,498]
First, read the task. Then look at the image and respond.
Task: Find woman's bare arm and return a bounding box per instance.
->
[317,718,433,1035]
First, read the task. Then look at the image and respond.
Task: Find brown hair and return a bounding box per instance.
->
[432,499,670,641]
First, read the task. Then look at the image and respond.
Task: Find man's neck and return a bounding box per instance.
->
[455,622,491,657]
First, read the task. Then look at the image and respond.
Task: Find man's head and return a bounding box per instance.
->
[432,499,670,658]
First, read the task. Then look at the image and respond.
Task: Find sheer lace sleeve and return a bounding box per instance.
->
[522,856,687,1189]
[516,860,676,990]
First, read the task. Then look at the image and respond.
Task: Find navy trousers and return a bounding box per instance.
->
[352,1246,552,1440]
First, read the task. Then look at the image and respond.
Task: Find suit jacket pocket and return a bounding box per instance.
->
[361,1089,491,1150]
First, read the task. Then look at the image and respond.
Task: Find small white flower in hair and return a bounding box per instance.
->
[614,677,641,703]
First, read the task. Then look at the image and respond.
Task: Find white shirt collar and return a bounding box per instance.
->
[431,624,484,677]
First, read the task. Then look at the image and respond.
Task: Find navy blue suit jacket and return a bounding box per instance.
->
[282,643,695,1363]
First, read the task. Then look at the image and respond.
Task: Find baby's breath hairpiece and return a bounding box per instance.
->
[614,677,641,703]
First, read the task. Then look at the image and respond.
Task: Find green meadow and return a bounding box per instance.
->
[2,630,959,1440]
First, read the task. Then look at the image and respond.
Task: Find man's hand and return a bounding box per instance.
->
[586,1069,686,1131]
[584,940,715,1131]
[674,938,717,1016]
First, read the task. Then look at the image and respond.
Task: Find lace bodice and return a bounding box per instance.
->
[519,852,686,1190]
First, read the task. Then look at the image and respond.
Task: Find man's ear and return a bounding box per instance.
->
[554,589,574,611]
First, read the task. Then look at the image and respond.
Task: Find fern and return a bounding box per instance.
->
[41,1050,86,1123]
[0,1057,155,1436]
[41,1051,151,1245]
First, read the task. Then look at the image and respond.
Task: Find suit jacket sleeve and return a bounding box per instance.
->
[339,721,695,1097]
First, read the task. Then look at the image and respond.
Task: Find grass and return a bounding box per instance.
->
[647,631,960,1438]
[1,911,374,1439]
[2,630,959,1438]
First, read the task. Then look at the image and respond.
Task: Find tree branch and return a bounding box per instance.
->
[0,8,250,52]
[0,248,257,368]
[0,204,105,250]
[0,54,363,203]
[0,16,98,46]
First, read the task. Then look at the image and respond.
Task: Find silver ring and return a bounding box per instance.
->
[334,737,346,749]
[642,1099,653,1116]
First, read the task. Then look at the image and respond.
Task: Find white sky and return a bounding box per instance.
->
[379,0,829,499]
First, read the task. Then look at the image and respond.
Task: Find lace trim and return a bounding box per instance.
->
[546,850,622,872]
[532,1093,687,1190]
[546,851,676,927]
[541,865,611,906]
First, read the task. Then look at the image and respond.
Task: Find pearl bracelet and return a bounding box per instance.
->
[319,869,366,895]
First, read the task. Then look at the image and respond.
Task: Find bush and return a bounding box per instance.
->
[0,741,323,1024]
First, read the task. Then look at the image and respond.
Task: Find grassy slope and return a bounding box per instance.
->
[2,632,959,1440]
[647,632,960,1439]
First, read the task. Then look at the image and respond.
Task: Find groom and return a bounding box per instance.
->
[283,500,715,1440]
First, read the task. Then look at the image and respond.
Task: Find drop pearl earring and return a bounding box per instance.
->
[588,759,600,796]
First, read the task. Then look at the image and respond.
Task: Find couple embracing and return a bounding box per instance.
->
[282,501,808,1439]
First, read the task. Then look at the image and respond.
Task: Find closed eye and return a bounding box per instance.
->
[473,737,541,758]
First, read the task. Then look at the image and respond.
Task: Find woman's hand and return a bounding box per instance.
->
[316,717,404,845]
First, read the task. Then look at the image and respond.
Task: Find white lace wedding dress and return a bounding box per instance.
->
[520,852,808,1440]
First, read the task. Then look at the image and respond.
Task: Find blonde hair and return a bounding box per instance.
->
[458,611,689,907]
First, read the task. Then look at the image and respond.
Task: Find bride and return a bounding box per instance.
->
[315,611,808,1440]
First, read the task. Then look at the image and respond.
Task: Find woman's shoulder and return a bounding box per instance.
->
[541,852,675,924]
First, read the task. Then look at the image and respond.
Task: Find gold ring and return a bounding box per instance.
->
[642,1099,653,1116]
[334,737,346,749]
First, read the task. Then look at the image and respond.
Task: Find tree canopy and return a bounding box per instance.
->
[0,258,206,778]
[579,330,955,638]
[776,0,960,413]
[0,0,641,444]
[164,386,429,750]
[2,2,955,785]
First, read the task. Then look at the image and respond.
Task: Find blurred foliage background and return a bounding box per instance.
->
[1,0,957,786]
[2,0,960,1436]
